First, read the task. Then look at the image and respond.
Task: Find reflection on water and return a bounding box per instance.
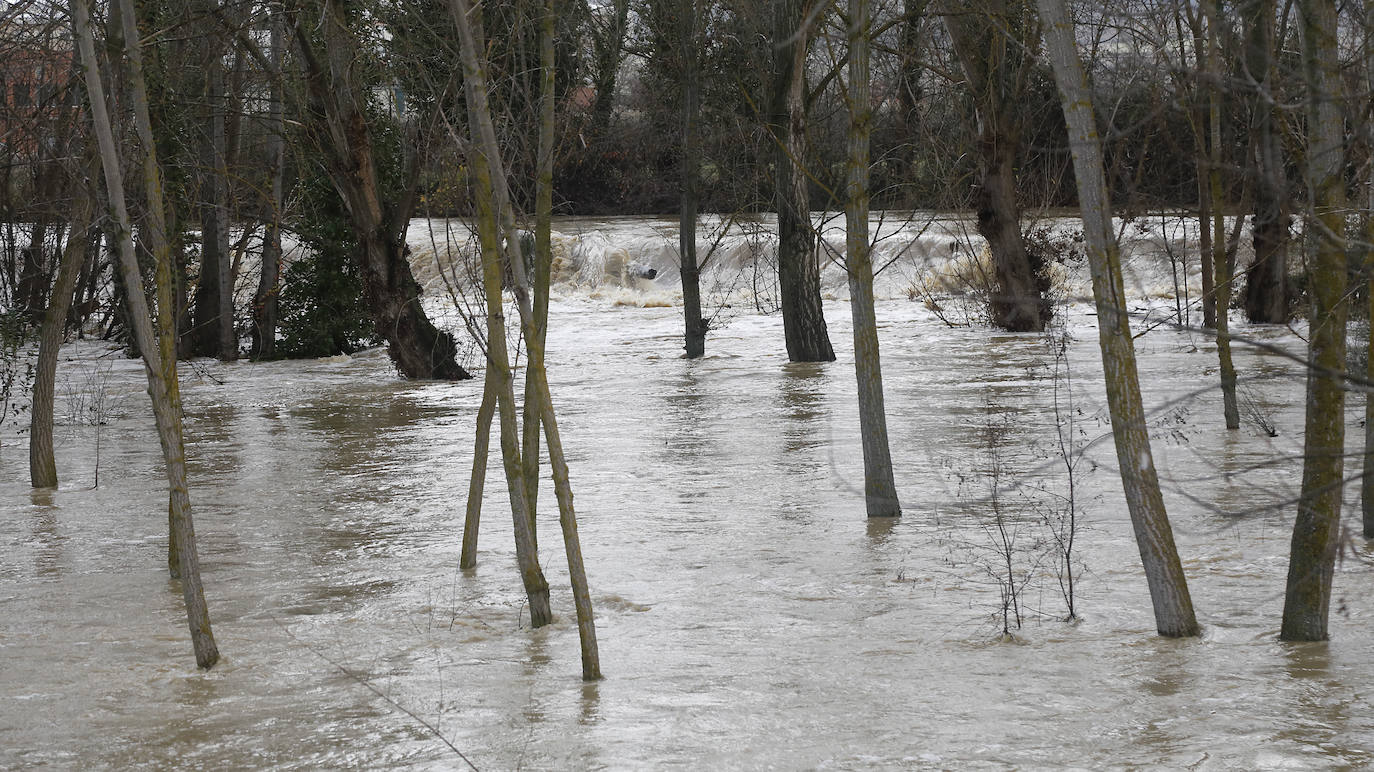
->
[2,287,1373,768]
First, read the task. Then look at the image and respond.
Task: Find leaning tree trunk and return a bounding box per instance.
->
[74,0,219,668]
[1242,0,1290,323]
[772,0,835,362]
[291,0,468,381]
[942,0,1048,332]
[1281,0,1347,642]
[846,0,901,518]
[31,155,98,488]
[453,0,601,678]
[1038,0,1199,637]
[680,0,706,359]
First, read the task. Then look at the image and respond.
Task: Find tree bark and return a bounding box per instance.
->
[772,0,835,361]
[74,0,220,668]
[1038,0,1199,637]
[1281,0,1346,642]
[31,156,98,488]
[680,0,706,359]
[846,0,900,518]
[941,0,1049,332]
[291,0,469,381]
[191,6,236,361]
[251,3,285,360]
[451,0,552,628]
[461,370,497,569]
[1362,0,1374,541]
[1241,0,1290,324]
[1205,0,1240,429]
[453,0,601,677]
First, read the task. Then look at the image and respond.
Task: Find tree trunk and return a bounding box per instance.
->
[680,0,706,359]
[1242,0,1291,324]
[454,0,601,676]
[1038,0,1200,637]
[1205,0,1240,429]
[1281,0,1346,642]
[31,157,98,488]
[461,370,496,570]
[772,0,835,362]
[251,5,285,360]
[451,0,552,628]
[1362,0,1374,541]
[74,0,220,668]
[191,12,235,361]
[590,0,630,138]
[846,0,900,518]
[942,0,1048,332]
[291,0,469,381]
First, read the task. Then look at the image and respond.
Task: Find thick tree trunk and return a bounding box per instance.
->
[772,0,834,361]
[31,159,97,488]
[74,0,220,668]
[590,0,630,138]
[942,0,1048,332]
[292,0,468,381]
[1039,0,1200,637]
[846,0,900,518]
[680,0,706,359]
[1281,0,1346,642]
[1242,0,1291,324]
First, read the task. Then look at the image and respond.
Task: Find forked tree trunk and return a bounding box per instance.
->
[74,0,219,668]
[1038,0,1199,637]
[1241,0,1290,324]
[942,0,1049,332]
[1281,0,1347,642]
[31,156,98,488]
[451,0,552,628]
[772,0,834,362]
[453,0,601,679]
[845,0,900,518]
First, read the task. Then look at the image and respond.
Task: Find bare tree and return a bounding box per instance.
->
[1038,0,1199,637]
[73,0,220,667]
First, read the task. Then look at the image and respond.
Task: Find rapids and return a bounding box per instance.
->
[1,214,1371,768]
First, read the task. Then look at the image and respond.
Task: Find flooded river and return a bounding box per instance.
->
[2,215,1372,768]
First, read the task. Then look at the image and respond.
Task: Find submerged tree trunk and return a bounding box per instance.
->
[1038,0,1199,637]
[772,0,834,362]
[453,0,601,678]
[845,0,900,518]
[31,156,98,488]
[291,0,468,381]
[461,372,497,570]
[942,0,1048,332]
[1281,0,1347,642]
[680,0,706,358]
[1241,0,1290,324]
[74,0,220,668]
[1205,0,1240,429]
